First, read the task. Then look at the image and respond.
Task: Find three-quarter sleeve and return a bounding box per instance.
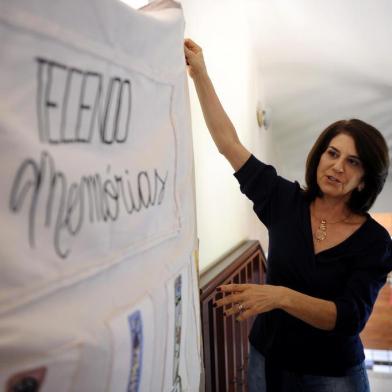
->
[333,239,392,336]
[233,155,299,228]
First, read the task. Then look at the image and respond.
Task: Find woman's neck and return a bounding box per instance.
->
[311,196,351,222]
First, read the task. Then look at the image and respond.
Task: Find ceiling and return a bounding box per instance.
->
[245,0,392,183]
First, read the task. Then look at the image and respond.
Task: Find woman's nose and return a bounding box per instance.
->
[332,162,344,173]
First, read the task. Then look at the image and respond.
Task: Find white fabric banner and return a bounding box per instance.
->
[0,0,182,311]
[0,344,80,392]
[107,296,155,392]
[0,1,201,391]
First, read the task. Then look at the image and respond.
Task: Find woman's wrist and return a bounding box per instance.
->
[192,69,209,83]
[276,286,291,310]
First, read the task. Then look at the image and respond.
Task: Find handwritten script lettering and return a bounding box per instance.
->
[9,151,168,258]
[8,57,174,259]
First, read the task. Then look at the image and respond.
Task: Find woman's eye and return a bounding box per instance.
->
[348,158,360,166]
[327,149,337,157]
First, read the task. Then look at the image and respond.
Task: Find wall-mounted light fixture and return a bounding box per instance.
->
[256,106,271,130]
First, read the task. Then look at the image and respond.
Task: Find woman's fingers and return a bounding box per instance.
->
[184,41,200,63]
[223,303,243,317]
[214,293,244,308]
[218,284,250,293]
[212,284,279,321]
[213,284,254,308]
[184,38,201,52]
[184,40,199,59]
[221,301,256,320]
[184,45,191,65]
[183,38,207,79]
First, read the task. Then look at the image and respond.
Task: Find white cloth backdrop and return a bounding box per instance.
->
[0,0,201,390]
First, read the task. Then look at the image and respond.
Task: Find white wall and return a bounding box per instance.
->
[181,0,278,271]
[372,180,392,213]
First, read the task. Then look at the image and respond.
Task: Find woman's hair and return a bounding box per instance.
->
[303,119,390,213]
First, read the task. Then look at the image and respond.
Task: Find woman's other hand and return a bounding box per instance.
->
[214,283,286,321]
[184,38,207,79]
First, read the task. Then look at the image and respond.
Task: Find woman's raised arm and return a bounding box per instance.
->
[184,38,251,171]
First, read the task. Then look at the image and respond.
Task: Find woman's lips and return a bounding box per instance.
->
[326,175,341,183]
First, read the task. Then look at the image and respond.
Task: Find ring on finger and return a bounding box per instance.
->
[238,303,244,312]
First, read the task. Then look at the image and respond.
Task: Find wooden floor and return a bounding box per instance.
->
[360,282,392,350]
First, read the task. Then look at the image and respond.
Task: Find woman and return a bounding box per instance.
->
[184,38,392,391]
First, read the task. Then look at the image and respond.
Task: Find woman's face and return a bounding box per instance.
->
[316,133,365,201]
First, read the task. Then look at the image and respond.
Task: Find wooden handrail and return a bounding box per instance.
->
[200,240,267,392]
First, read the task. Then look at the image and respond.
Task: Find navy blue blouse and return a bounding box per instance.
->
[234,155,392,376]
